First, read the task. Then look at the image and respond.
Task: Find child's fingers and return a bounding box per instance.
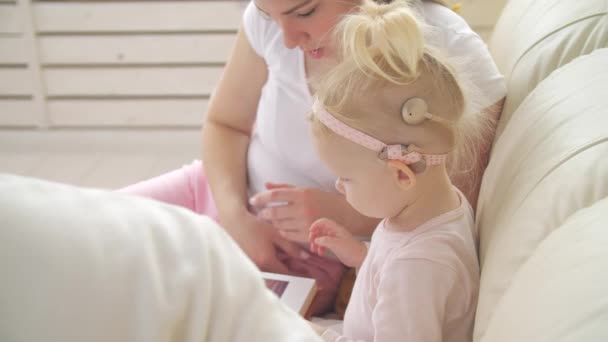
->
[309,241,324,256]
[314,236,339,252]
[308,229,322,244]
[309,218,343,257]
[310,217,336,232]
[317,217,348,234]
[315,245,325,256]
[310,218,341,236]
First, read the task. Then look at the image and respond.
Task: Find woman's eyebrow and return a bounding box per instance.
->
[254,2,271,17]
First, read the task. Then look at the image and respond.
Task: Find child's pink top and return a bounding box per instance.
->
[322,189,479,342]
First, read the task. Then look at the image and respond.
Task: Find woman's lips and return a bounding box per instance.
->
[307,48,324,59]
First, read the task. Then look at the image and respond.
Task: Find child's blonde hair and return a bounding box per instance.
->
[313,0,491,187]
[375,0,452,8]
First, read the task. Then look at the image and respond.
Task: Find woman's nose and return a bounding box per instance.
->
[335,179,345,195]
[280,21,306,49]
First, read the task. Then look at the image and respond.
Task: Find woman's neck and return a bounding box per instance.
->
[385,166,460,232]
[305,54,337,88]
[305,54,321,94]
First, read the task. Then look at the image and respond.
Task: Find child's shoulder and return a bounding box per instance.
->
[385,220,477,270]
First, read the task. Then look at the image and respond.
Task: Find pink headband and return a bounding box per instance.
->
[312,99,447,166]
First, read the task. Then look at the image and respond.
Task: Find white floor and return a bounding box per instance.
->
[0,129,201,190]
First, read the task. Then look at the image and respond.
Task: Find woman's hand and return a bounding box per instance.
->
[223,208,308,274]
[249,182,378,243]
[283,249,345,315]
[309,218,367,269]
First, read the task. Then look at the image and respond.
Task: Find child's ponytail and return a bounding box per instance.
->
[316,0,428,110]
[343,0,425,85]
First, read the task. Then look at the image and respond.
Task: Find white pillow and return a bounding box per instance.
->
[489,0,608,139]
[0,174,321,342]
[475,49,608,340]
[481,197,608,342]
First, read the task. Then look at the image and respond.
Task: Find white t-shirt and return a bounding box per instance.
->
[322,190,479,342]
[242,1,506,196]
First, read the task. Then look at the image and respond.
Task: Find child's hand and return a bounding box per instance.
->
[309,218,367,268]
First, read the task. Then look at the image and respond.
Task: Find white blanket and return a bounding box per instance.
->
[0,174,321,342]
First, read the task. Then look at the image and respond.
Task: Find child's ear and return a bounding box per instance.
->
[386,160,416,190]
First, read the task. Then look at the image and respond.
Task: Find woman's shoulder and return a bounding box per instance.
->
[418,1,473,36]
[242,1,283,58]
[418,2,507,105]
[417,1,485,56]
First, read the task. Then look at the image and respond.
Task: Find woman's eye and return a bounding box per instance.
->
[297,7,316,18]
[254,5,272,20]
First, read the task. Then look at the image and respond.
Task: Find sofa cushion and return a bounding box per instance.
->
[489,0,608,139]
[481,197,608,342]
[474,49,608,341]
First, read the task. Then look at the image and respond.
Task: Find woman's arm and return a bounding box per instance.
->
[202,27,303,272]
[202,27,262,223]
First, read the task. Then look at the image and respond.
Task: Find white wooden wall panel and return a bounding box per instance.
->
[0,99,37,126]
[40,34,234,65]
[34,1,243,32]
[0,37,27,64]
[0,68,33,95]
[0,0,41,127]
[0,4,22,34]
[0,0,245,128]
[44,67,223,96]
[48,99,208,126]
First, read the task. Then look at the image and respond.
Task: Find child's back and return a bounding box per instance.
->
[343,189,478,342]
[307,0,490,341]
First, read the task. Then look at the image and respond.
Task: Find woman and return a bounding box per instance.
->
[122,0,506,315]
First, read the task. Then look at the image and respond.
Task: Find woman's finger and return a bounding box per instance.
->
[265,182,296,190]
[260,254,289,274]
[273,233,310,260]
[271,219,310,237]
[249,188,296,207]
[257,203,299,221]
[278,229,309,244]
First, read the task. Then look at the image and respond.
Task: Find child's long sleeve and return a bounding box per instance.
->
[323,259,469,342]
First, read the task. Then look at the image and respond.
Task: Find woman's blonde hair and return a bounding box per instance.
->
[313,0,491,186]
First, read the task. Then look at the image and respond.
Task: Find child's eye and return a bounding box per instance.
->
[297,7,316,18]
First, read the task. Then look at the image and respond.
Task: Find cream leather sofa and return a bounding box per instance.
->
[1,0,607,341]
[474,0,608,341]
